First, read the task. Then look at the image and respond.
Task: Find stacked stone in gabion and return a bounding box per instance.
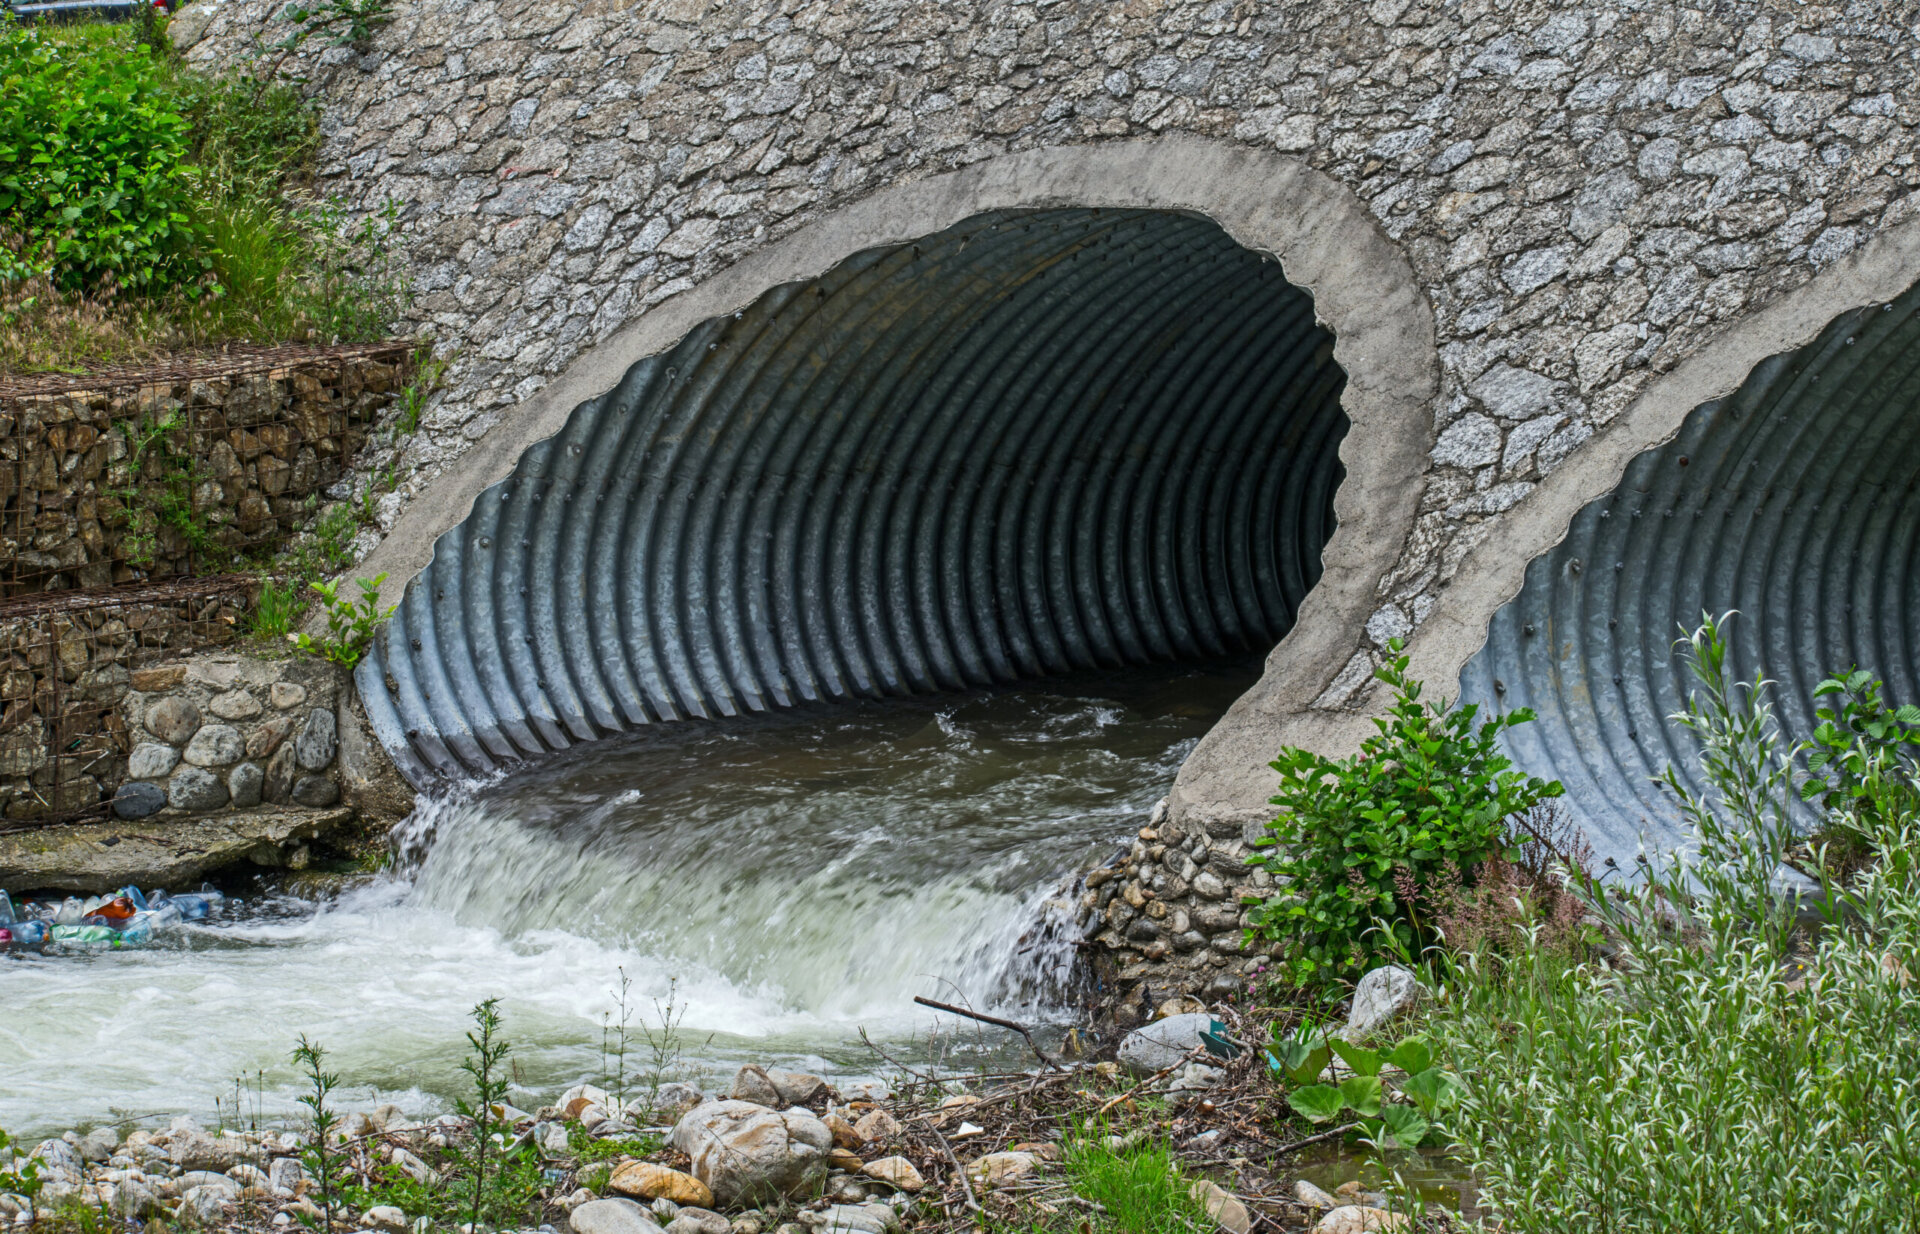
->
[112,654,345,820]
[0,359,401,596]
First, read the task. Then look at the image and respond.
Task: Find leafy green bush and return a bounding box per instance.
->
[1435,617,1920,1233]
[0,20,202,290]
[1244,641,1564,986]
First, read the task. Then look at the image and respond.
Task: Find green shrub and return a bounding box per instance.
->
[0,20,202,290]
[1244,641,1563,987]
[289,573,394,670]
[1434,617,1920,1233]
[175,69,319,199]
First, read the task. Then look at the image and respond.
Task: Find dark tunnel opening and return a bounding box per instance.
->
[364,208,1352,782]
[1461,281,1920,869]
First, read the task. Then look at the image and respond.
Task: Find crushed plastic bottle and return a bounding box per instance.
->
[7,919,49,948]
[3,880,224,952]
[49,923,119,946]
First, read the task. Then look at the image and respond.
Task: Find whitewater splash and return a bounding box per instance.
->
[0,662,1252,1136]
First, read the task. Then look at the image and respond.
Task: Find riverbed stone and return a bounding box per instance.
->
[729,1066,781,1107]
[1117,1012,1215,1075]
[292,773,340,807]
[209,690,263,721]
[672,1100,832,1206]
[144,697,201,745]
[665,1209,730,1234]
[295,708,337,770]
[111,1177,161,1219]
[168,766,229,812]
[178,1171,241,1196]
[113,781,169,820]
[570,1198,666,1234]
[361,1205,409,1232]
[860,1157,922,1191]
[76,1127,119,1162]
[964,1152,1034,1187]
[171,1131,249,1173]
[271,681,307,710]
[1313,1206,1408,1234]
[177,1186,233,1228]
[182,724,245,768]
[127,742,180,780]
[1345,965,1420,1041]
[268,1157,307,1194]
[796,1205,899,1234]
[852,1108,901,1145]
[609,1161,712,1208]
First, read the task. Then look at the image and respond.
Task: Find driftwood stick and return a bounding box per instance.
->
[913,995,1066,1072]
[921,1115,982,1216]
[1259,1121,1361,1160]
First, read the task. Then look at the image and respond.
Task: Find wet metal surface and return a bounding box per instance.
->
[1461,284,1920,868]
[361,208,1350,782]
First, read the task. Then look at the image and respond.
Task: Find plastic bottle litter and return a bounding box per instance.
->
[0,882,227,953]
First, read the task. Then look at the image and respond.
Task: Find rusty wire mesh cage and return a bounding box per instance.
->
[0,342,409,596]
[0,575,254,826]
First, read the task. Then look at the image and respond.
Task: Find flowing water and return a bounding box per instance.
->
[0,661,1257,1137]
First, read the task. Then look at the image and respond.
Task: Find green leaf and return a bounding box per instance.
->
[1287,1084,1346,1125]
[1402,1067,1464,1116]
[1338,1074,1382,1118]
[1384,1038,1433,1075]
[1379,1103,1432,1149]
[1330,1038,1383,1077]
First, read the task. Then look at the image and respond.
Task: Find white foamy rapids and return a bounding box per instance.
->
[1,665,1251,1137]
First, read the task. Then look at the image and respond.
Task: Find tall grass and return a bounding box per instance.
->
[1432,616,1920,1232]
[0,18,403,374]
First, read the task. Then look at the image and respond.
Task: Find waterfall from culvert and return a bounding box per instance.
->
[0,661,1251,1137]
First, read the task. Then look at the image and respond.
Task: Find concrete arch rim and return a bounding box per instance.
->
[357,135,1441,799]
[1333,218,1920,833]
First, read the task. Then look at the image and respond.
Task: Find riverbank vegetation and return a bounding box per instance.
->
[5,623,1918,1234]
[0,10,403,373]
[1428,618,1920,1231]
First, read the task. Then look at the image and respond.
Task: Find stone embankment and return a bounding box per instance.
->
[1077,798,1275,1021]
[0,648,412,892]
[0,350,407,596]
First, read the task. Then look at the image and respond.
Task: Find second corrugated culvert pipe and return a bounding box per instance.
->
[360,208,1351,783]
[1461,283,1920,867]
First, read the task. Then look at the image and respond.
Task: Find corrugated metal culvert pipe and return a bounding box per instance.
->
[359,208,1351,783]
[1460,283,1920,866]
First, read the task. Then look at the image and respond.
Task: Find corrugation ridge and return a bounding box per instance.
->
[366,207,1352,784]
[908,218,1151,685]
[987,222,1231,672]
[1463,281,1920,867]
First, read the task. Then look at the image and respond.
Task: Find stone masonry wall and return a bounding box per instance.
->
[173,0,1920,706]
[112,653,347,824]
[0,353,406,596]
[0,585,251,821]
[1078,797,1269,1021]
